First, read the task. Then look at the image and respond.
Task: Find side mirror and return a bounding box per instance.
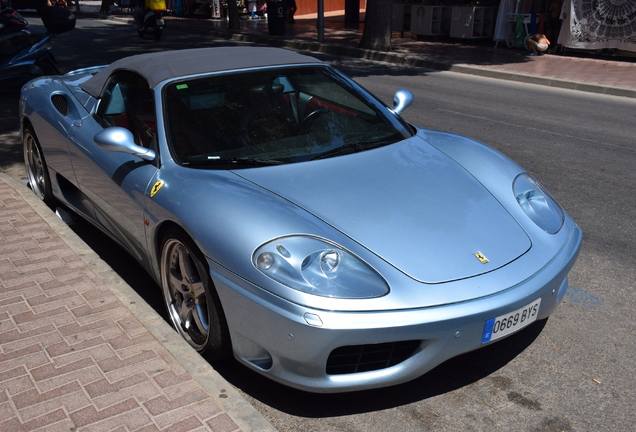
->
[94,127,155,161]
[392,89,414,115]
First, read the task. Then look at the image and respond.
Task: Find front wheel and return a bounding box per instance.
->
[23,126,54,205]
[160,227,230,360]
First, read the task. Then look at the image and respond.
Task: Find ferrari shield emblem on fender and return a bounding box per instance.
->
[474,252,489,264]
[150,180,165,198]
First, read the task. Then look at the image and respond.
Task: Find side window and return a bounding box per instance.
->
[95,71,156,149]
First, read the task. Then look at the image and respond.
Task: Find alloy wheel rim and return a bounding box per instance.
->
[161,239,210,351]
[24,134,46,200]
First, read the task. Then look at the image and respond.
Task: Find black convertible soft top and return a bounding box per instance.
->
[79,47,322,98]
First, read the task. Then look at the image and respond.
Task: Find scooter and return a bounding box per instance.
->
[0,7,28,34]
[134,0,166,40]
[0,7,75,90]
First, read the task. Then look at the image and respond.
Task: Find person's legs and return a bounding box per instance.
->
[133,6,145,27]
[526,38,539,55]
[286,0,296,22]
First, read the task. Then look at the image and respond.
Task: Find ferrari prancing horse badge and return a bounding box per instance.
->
[474,252,489,264]
[150,180,165,198]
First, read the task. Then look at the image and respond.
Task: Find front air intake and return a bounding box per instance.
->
[51,95,68,117]
[326,340,421,375]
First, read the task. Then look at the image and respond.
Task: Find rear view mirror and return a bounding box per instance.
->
[94,127,156,161]
[393,89,414,115]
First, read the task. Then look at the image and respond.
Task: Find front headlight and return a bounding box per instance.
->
[253,236,389,299]
[513,173,564,234]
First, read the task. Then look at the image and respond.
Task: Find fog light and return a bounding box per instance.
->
[256,252,274,270]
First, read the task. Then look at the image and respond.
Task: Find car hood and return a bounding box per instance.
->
[234,136,531,283]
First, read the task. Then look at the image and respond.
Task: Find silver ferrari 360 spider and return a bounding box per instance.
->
[20,47,581,393]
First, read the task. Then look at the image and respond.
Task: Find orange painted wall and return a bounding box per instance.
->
[295,0,367,17]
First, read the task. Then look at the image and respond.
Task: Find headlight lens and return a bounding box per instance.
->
[513,173,564,234]
[253,236,389,298]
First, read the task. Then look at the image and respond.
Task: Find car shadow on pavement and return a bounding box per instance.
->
[212,318,547,416]
[61,200,549,417]
[66,204,549,416]
[58,199,550,418]
[66,216,169,321]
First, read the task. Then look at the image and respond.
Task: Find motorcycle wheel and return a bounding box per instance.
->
[137,29,144,38]
[153,29,162,40]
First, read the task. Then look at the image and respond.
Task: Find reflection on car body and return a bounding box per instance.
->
[20,47,582,393]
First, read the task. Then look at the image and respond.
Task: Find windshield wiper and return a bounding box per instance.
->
[310,140,395,161]
[183,157,286,167]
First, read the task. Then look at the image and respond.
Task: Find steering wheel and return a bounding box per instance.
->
[297,108,330,134]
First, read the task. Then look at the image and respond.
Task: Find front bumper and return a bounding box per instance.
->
[210,224,582,393]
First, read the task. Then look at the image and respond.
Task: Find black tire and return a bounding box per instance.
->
[160,227,231,361]
[153,29,162,40]
[23,126,54,205]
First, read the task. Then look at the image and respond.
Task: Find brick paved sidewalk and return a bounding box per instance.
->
[0,174,275,432]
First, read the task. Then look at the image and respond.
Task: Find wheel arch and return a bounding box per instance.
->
[150,220,214,286]
[21,116,34,136]
[150,220,187,280]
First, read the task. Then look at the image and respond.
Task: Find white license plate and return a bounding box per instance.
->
[482,298,541,343]
[156,19,165,25]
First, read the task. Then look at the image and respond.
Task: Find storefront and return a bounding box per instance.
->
[389,0,636,53]
[169,0,636,53]
[167,0,367,17]
[295,0,367,16]
[557,0,636,53]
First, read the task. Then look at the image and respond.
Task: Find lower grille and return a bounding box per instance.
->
[326,340,421,375]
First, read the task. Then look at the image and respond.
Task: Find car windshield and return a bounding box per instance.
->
[163,66,412,167]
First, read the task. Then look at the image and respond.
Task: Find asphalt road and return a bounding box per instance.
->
[1,15,634,432]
